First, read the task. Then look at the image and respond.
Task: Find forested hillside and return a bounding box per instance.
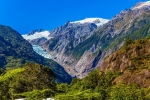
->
[0,24,72,83]
[54,37,150,100]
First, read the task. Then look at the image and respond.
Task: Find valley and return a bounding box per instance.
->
[1,1,150,100]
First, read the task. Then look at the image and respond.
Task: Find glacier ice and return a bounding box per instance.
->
[32,45,53,59]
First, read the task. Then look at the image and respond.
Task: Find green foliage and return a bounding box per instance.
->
[72,33,100,59]
[0,63,56,99]
[110,84,144,100]
[43,59,72,83]
[55,70,123,100]
[5,56,24,68]
[20,89,55,100]
[129,22,150,40]
[57,83,69,93]
[124,38,134,47]
[0,68,25,99]
[144,87,150,99]
[64,40,74,55]
[69,17,150,60]
[104,21,150,51]
[55,89,105,100]
[55,68,150,100]
[0,68,5,75]
[0,68,25,82]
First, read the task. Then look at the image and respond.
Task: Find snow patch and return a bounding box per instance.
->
[132,1,150,10]
[22,31,51,40]
[70,18,109,26]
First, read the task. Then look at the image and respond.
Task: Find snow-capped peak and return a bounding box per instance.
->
[22,31,51,40]
[132,1,150,10]
[70,18,109,26]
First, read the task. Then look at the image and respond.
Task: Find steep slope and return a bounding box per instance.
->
[40,18,108,76]
[0,24,72,83]
[0,25,42,65]
[22,18,108,77]
[42,22,97,61]
[100,38,150,88]
[56,1,150,78]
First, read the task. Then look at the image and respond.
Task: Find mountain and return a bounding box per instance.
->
[0,24,41,66]
[22,29,51,45]
[22,17,109,77]
[0,24,72,83]
[27,29,45,35]
[24,1,150,79]
[22,29,53,59]
[132,1,150,10]
[70,18,109,26]
[48,18,109,37]
[45,1,150,78]
[22,18,108,77]
[54,38,150,100]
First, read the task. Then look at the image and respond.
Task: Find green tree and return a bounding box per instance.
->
[110,84,144,100]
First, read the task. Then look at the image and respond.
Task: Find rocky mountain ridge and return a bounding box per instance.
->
[23,1,150,78]
[22,18,109,77]
[68,1,150,78]
[22,29,51,45]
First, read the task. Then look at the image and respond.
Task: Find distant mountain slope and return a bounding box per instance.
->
[54,1,150,78]
[0,24,72,83]
[22,18,109,77]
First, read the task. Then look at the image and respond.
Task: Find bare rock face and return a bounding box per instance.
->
[27,29,45,35]
[72,4,150,78]
[41,22,98,77]
[30,37,47,45]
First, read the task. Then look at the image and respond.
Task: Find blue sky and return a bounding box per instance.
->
[0,0,149,34]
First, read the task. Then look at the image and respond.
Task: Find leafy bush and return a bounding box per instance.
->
[0,63,56,100]
[22,89,55,100]
[110,84,144,100]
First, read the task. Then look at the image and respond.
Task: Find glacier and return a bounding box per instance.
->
[32,45,53,59]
